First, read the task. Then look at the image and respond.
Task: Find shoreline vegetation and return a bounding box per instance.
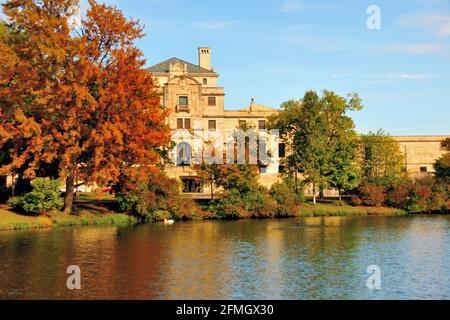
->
[0,205,407,232]
[1,193,408,232]
[0,193,137,231]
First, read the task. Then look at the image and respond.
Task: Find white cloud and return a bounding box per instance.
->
[338,73,434,82]
[192,21,234,30]
[279,0,333,13]
[399,12,450,37]
[383,43,444,54]
[280,0,306,13]
[331,73,353,78]
[387,73,433,80]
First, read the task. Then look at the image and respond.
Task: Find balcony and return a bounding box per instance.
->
[177,105,190,113]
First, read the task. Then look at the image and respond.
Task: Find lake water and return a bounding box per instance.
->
[0,215,449,300]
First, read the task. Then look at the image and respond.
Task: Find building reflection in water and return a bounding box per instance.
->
[0,216,449,299]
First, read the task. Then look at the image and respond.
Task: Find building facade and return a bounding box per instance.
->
[147,47,449,197]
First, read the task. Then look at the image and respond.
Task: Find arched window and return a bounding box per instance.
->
[177,142,192,166]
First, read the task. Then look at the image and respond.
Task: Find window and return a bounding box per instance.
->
[259,166,267,174]
[208,120,217,131]
[179,96,188,106]
[177,118,183,129]
[259,120,266,130]
[239,120,246,128]
[182,178,202,193]
[203,78,208,85]
[420,166,428,173]
[208,96,216,106]
[177,142,191,166]
[279,143,286,158]
[184,118,191,130]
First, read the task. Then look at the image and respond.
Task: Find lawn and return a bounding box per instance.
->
[0,192,136,231]
[299,202,407,217]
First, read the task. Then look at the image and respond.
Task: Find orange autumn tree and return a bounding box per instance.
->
[0,0,170,213]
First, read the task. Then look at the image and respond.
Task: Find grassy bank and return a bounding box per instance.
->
[298,203,407,217]
[0,192,136,231]
[0,208,136,231]
[1,195,408,231]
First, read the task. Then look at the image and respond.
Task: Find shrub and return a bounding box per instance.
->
[270,180,303,217]
[8,178,64,215]
[208,189,247,219]
[153,210,173,221]
[387,184,410,209]
[348,195,363,206]
[358,182,386,207]
[243,188,277,218]
[385,178,449,213]
[115,169,199,222]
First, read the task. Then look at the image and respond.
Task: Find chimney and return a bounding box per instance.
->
[198,47,212,71]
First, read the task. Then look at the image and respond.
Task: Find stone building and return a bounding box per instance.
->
[147,47,449,197]
[147,47,280,195]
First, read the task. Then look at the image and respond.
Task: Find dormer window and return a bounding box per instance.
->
[179,96,188,106]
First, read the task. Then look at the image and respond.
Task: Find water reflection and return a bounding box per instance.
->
[0,216,449,299]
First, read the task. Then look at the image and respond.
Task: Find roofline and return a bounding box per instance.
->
[145,57,218,75]
[150,72,219,77]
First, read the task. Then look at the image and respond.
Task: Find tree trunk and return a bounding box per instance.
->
[63,174,75,215]
[338,189,342,206]
[74,167,79,198]
[210,181,214,200]
[319,186,324,200]
[11,174,15,197]
[312,181,317,205]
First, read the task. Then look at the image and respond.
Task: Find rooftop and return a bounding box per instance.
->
[146,57,217,75]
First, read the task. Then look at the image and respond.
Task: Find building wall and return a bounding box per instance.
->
[394,136,448,178]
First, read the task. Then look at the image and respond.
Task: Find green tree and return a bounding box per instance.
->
[194,162,222,199]
[321,91,362,204]
[269,90,362,204]
[434,138,450,183]
[359,130,406,188]
[328,140,361,205]
[216,165,259,194]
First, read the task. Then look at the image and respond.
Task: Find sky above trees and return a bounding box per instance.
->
[2,0,450,135]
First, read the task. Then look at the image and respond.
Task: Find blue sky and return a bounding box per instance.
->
[2,0,450,135]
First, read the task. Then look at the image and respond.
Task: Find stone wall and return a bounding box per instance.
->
[393,136,449,178]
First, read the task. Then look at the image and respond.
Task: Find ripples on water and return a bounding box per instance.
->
[0,215,449,300]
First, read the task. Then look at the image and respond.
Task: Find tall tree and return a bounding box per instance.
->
[0,0,170,213]
[327,140,361,205]
[269,91,362,204]
[321,91,362,204]
[359,130,405,187]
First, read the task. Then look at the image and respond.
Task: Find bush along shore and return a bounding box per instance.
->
[1,165,448,231]
[0,179,136,231]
